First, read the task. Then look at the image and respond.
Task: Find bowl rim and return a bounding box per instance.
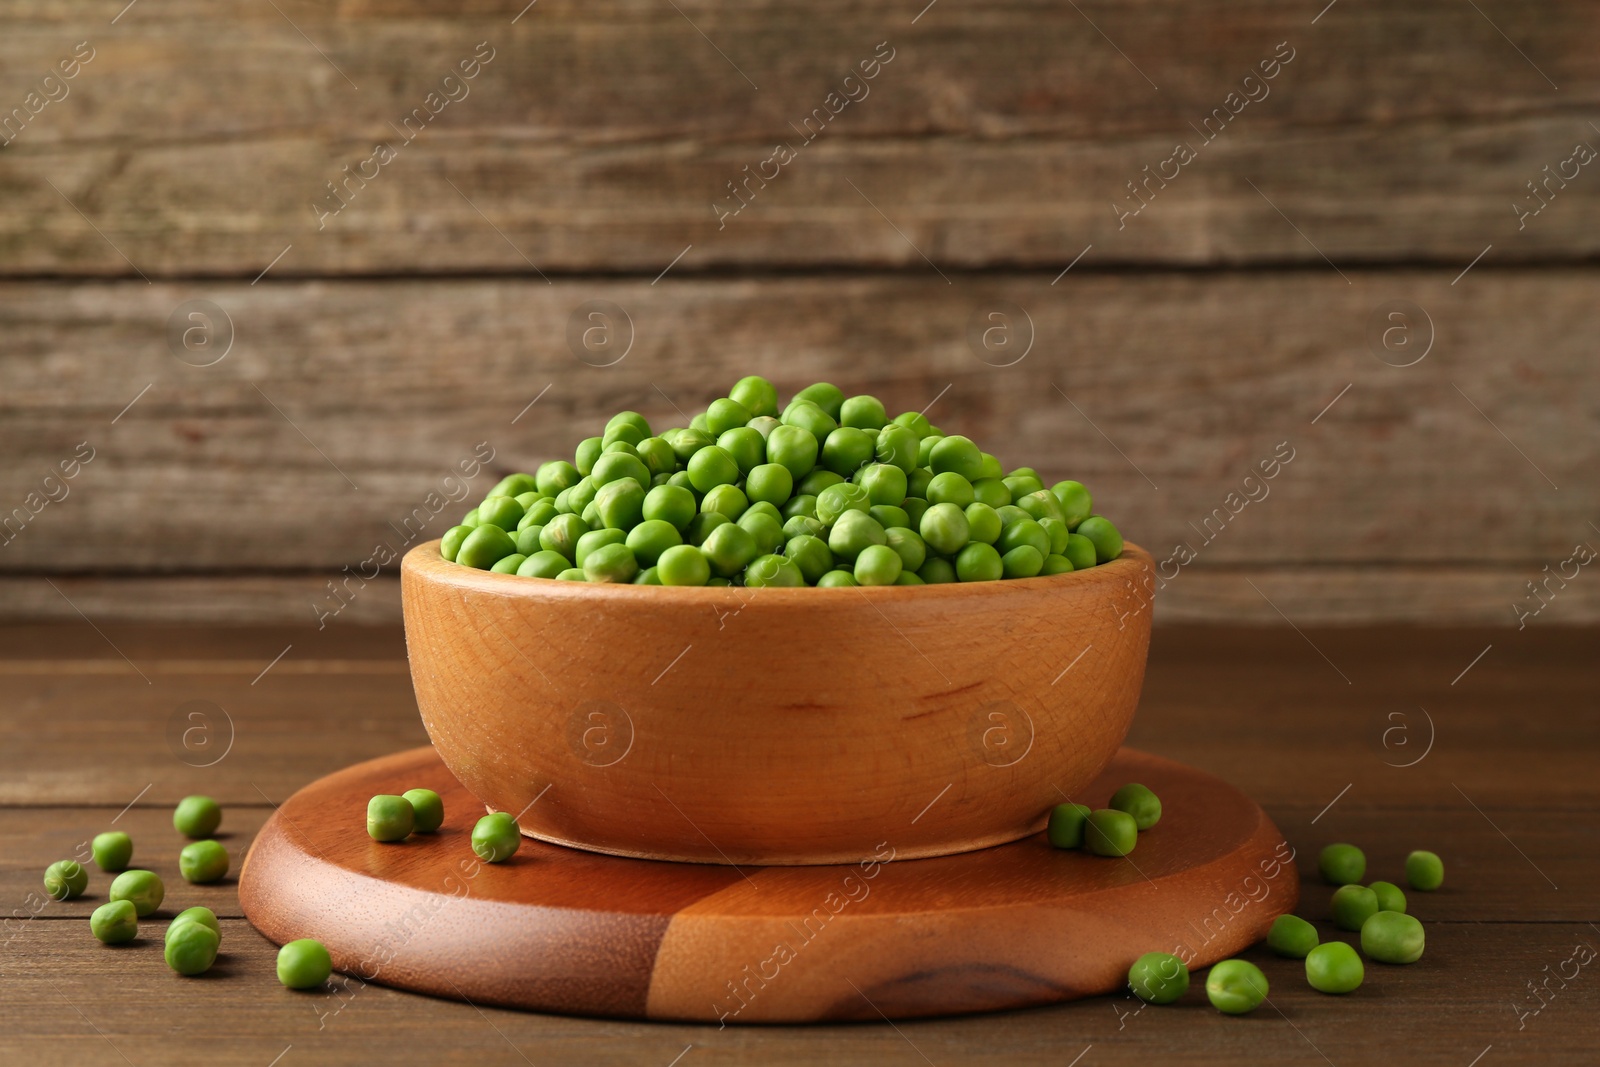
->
[403,538,1153,604]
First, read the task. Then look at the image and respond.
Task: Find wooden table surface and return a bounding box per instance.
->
[2,623,1595,1065]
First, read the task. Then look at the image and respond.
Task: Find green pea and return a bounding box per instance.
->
[657,544,711,586]
[854,544,904,586]
[109,869,164,917]
[919,503,969,557]
[906,466,934,499]
[828,510,887,563]
[928,435,984,481]
[918,557,957,584]
[1405,849,1444,891]
[978,452,1003,480]
[859,464,908,506]
[838,394,886,429]
[685,511,729,546]
[1128,951,1190,1005]
[794,382,845,419]
[1064,532,1098,571]
[1368,880,1407,914]
[512,524,545,556]
[902,497,930,529]
[367,795,414,842]
[1331,884,1379,932]
[471,812,521,863]
[701,523,759,577]
[639,484,694,531]
[816,570,859,587]
[745,415,781,441]
[1318,843,1366,885]
[1360,910,1425,964]
[972,477,1011,510]
[593,478,645,529]
[963,503,1002,545]
[461,506,482,526]
[955,542,1004,582]
[1000,545,1044,578]
[179,840,230,884]
[457,524,517,569]
[169,906,219,937]
[1016,489,1065,526]
[519,500,558,530]
[697,483,745,522]
[782,400,838,439]
[604,410,651,442]
[477,495,524,531]
[781,535,832,584]
[875,424,920,473]
[668,427,715,465]
[517,550,569,579]
[566,477,599,516]
[583,542,639,583]
[730,375,779,418]
[490,553,527,575]
[1038,516,1070,556]
[90,899,138,944]
[1206,959,1268,1014]
[1076,515,1124,562]
[1046,803,1091,849]
[926,472,975,508]
[895,571,924,585]
[1041,553,1074,575]
[1084,808,1138,857]
[635,567,661,584]
[164,918,219,976]
[624,519,682,567]
[44,860,88,901]
[440,525,473,561]
[1267,914,1319,958]
[635,437,676,477]
[746,463,794,506]
[745,554,806,587]
[717,426,765,474]
[915,434,941,467]
[1108,783,1162,830]
[687,445,740,492]
[884,527,927,573]
[705,397,752,436]
[174,795,222,838]
[782,494,819,522]
[91,831,133,873]
[892,410,933,437]
[1305,940,1363,994]
[815,482,871,525]
[590,451,650,492]
[1050,480,1093,527]
[556,568,587,581]
[535,460,581,497]
[402,789,445,833]
[1002,473,1043,500]
[869,505,911,531]
[277,938,333,990]
[783,515,825,543]
[738,510,786,555]
[574,528,626,568]
[766,424,820,479]
[539,513,589,561]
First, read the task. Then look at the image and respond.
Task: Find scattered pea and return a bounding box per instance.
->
[1305,940,1363,994]
[1046,803,1091,849]
[1084,809,1138,857]
[1405,849,1444,891]
[169,906,219,937]
[44,860,89,901]
[1368,880,1407,914]
[1267,914,1319,959]
[1360,910,1426,964]
[1128,951,1189,1005]
[1318,843,1365,885]
[165,920,220,976]
[1206,959,1268,1015]
[471,812,521,863]
[91,831,134,872]
[1331,884,1380,932]
[277,938,333,990]
[1108,783,1161,830]
[403,789,445,833]
[173,795,222,839]
[90,899,138,944]
[109,869,165,917]
[367,795,415,842]
[178,840,230,884]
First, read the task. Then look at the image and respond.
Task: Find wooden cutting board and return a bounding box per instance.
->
[239,746,1296,1022]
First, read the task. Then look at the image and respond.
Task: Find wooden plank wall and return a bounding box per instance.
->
[1,1,1596,624]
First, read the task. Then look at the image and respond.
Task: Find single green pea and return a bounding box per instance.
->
[794,382,845,419]
[782,494,819,523]
[955,542,1004,582]
[746,415,781,439]
[1267,914,1319,958]
[169,906,219,937]
[512,524,545,556]
[746,463,794,506]
[565,477,599,516]
[90,899,138,944]
[574,528,627,568]
[783,534,834,584]
[472,812,521,863]
[657,544,712,586]
[1128,951,1190,1005]
[1360,910,1425,964]
[686,445,741,493]
[892,410,933,437]
[902,496,930,529]
[583,542,639,583]
[367,794,414,843]
[580,500,601,527]
[705,397,753,437]
[402,789,444,833]
[701,483,749,522]
[1041,553,1074,575]
[1084,808,1138,857]
[488,473,538,498]
[854,544,904,586]
[782,400,838,440]
[1000,545,1044,579]
[684,511,730,546]
[1046,803,1091,849]
[539,513,589,561]
[590,451,650,493]
[926,472,975,508]
[179,840,229,884]
[1331,884,1380,932]
[476,495,524,532]
[906,466,934,499]
[636,437,677,477]
[490,552,527,575]
[766,424,820,480]
[972,477,1011,510]
[919,502,969,557]
[593,478,646,530]
[1206,959,1268,1014]
[869,505,911,532]
[535,460,581,497]
[604,410,651,442]
[457,524,517,569]
[894,571,924,585]
[782,515,825,543]
[1108,783,1162,830]
[277,938,334,990]
[461,506,482,526]
[978,452,1004,480]
[859,464,908,506]
[109,869,164,917]
[1003,476,1044,503]
[1016,489,1065,527]
[517,550,570,579]
[717,426,765,474]
[165,919,219,976]
[44,860,89,901]
[174,795,222,839]
[1405,849,1444,891]
[642,484,697,531]
[1050,480,1093,527]
[1318,843,1366,885]
[1368,880,1407,914]
[815,481,871,525]
[1076,515,1124,562]
[738,510,786,555]
[964,503,1002,545]
[625,519,683,567]
[745,554,806,587]
[828,510,887,563]
[915,434,942,467]
[918,557,957,583]
[997,517,1049,559]
[556,568,587,581]
[816,569,859,587]
[1062,532,1098,571]
[440,524,473,561]
[667,427,715,465]
[820,427,876,477]
[635,567,662,584]
[1305,940,1363,994]
[92,830,133,873]
[730,375,779,418]
[883,527,927,573]
[929,435,984,481]
[701,522,759,578]
[875,424,920,473]
[1038,516,1070,556]
[839,394,887,430]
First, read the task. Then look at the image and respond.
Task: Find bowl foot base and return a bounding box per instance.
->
[239,746,1296,1023]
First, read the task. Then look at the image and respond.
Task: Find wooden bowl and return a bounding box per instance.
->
[401,540,1154,865]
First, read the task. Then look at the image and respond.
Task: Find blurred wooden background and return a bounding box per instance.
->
[2,0,1596,624]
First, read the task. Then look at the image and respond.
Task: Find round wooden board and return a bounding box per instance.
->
[239,746,1297,1023]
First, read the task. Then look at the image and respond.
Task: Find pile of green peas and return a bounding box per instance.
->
[440,377,1125,587]
[1046,782,1160,859]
